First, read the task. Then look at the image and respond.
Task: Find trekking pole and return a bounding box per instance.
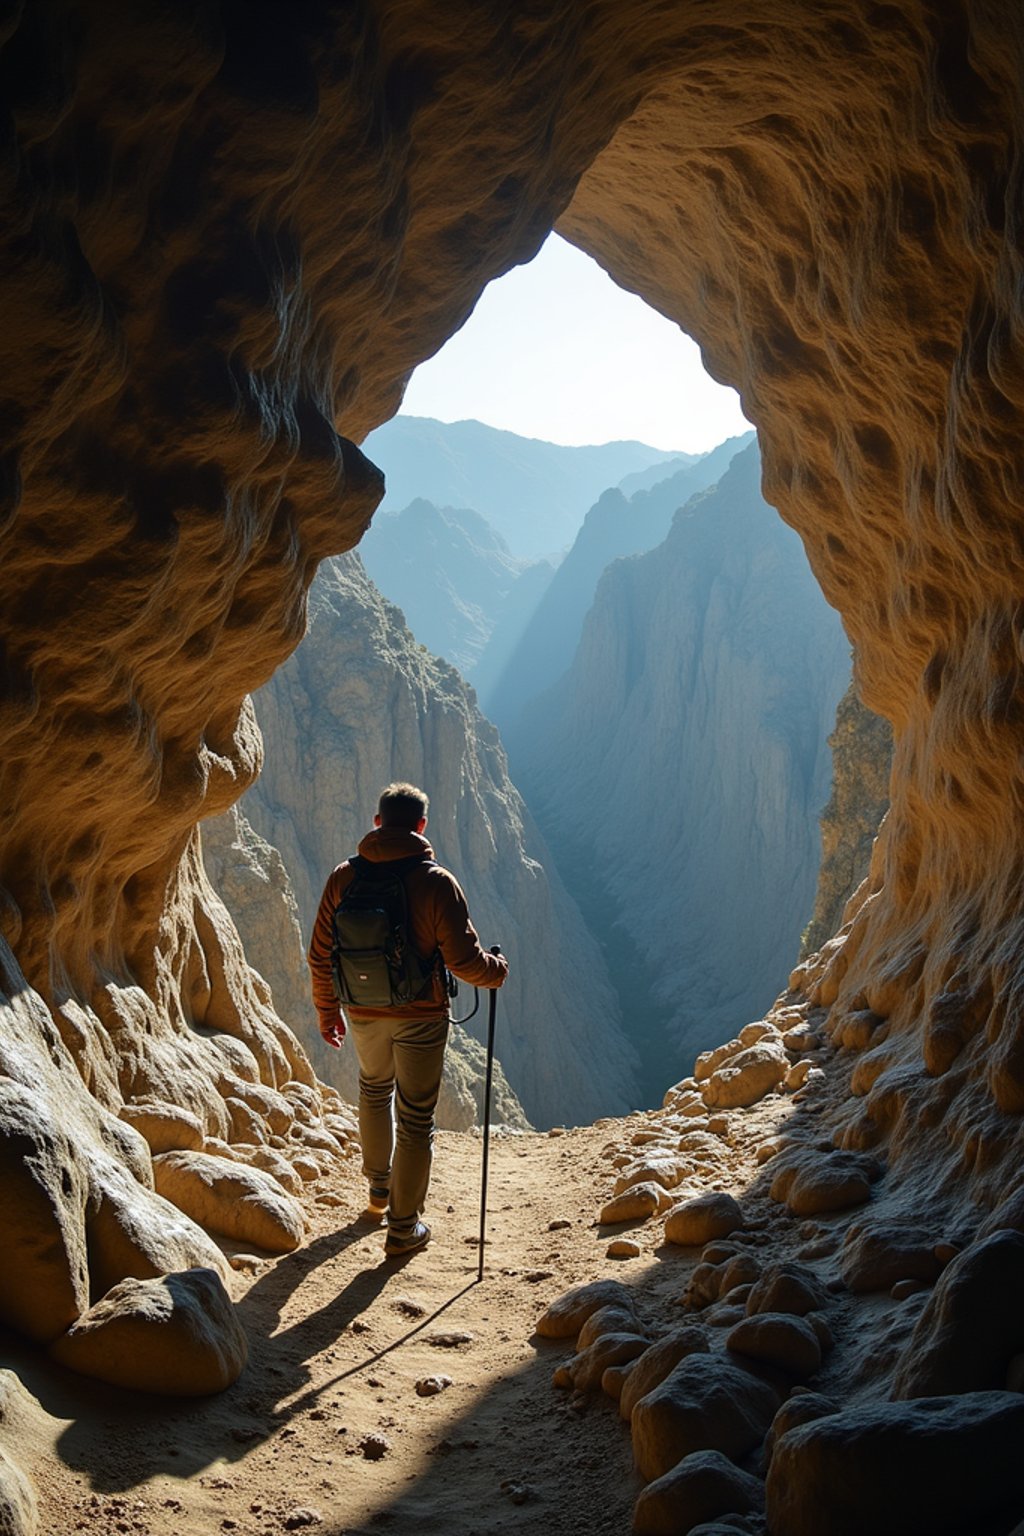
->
[477,944,502,1283]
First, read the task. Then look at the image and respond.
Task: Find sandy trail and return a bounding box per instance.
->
[14,1120,708,1536]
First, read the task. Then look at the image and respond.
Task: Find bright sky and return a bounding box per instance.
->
[400,233,751,453]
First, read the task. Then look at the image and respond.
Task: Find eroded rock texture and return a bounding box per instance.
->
[2,0,1023,1483]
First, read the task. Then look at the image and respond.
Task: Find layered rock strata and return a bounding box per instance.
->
[239,553,638,1129]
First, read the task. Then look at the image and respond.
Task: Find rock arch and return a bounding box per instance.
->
[1,0,1022,1373]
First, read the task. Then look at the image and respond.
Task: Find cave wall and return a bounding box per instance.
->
[1,0,1023,1358]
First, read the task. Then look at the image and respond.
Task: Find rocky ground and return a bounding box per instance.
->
[6,995,1023,1536]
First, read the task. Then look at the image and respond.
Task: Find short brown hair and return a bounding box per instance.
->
[377,782,429,828]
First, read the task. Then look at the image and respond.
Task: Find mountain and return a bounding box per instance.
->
[357,498,542,675]
[362,415,683,559]
[512,443,850,1095]
[236,553,640,1129]
[481,430,756,729]
[616,452,699,497]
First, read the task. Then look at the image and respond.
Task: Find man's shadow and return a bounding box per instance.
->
[47,1212,472,1492]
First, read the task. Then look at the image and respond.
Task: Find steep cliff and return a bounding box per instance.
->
[240,553,639,1130]
[484,431,755,732]
[516,445,850,1091]
[800,681,894,959]
[357,497,541,676]
[364,415,681,558]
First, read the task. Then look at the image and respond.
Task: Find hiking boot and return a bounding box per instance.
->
[384,1221,431,1258]
[366,1185,389,1219]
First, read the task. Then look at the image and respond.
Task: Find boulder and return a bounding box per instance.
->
[118,1100,205,1154]
[762,1390,839,1466]
[553,1331,649,1392]
[152,1150,305,1253]
[578,1302,642,1351]
[633,1451,764,1536]
[602,1183,673,1224]
[766,1392,1024,1536]
[769,1149,879,1217]
[50,1269,248,1395]
[892,1230,1024,1397]
[745,1264,829,1317]
[631,1353,780,1481]
[536,1280,638,1340]
[840,1221,946,1293]
[615,1160,693,1195]
[620,1326,711,1421]
[701,1044,787,1110]
[726,1313,822,1381]
[665,1193,744,1247]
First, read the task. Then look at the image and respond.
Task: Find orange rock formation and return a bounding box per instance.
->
[1,2,1023,1523]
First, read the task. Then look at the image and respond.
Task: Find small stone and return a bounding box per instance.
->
[358,1435,390,1461]
[701,1043,788,1109]
[548,1218,572,1231]
[606,1239,641,1259]
[726,1312,822,1380]
[315,1193,345,1207]
[427,1330,474,1348]
[415,1375,453,1397]
[633,1449,765,1536]
[600,1182,671,1225]
[892,1278,930,1300]
[283,1509,322,1530]
[548,1127,566,1137]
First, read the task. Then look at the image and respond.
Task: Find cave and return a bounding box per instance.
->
[2,3,1023,1532]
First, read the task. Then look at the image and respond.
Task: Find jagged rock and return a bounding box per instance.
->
[631,1354,780,1481]
[619,1327,711,1422]
[745,1264,829,1318]
[153,1151,305,1254]
[553,1332,649,1392]
[633,1451,765,1536]
[726,1314,822,1381]
[601,1183,673,1225]
[840,1221,947,1293]
[765,1393,1024,1536]
[49,1269,247,1395]
[701,1042,788,1110]
[536,1281,637,1340]
[665,1193,745,1247]
[892,1231,1024,1398]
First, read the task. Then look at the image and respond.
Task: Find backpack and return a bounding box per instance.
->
[330,854,438,1009]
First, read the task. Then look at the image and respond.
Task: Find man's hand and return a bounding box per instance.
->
[320,1015,346,1049]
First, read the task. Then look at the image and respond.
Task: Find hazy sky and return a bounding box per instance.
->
[400,233,751,453]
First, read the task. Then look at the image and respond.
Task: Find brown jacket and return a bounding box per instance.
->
[307,827,507,1033]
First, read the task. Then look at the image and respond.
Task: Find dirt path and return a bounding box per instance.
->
[13,1101,788,1536]
[13,1125,645,1535]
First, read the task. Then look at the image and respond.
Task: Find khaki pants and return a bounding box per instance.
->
[349,1010,449,1235]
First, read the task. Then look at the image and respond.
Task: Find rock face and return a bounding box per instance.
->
[514,445,849,1085]
[363,416,680,559]
[239,554,639,1128]
[486,431,755,733]
[800,682,893,959]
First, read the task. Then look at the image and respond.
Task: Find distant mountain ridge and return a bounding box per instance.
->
[363,414,684,558]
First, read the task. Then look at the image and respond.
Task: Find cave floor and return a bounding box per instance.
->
[10,1094,816,1536]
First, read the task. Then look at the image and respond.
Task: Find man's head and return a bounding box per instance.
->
[375,782,429,832]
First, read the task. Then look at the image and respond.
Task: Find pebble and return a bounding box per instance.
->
[607,1239,641,1259]
[283,1510,323,1529]
[358,1434,391,1461]
[548,1127,566,1137]
[427,1330,474,1348]
[415,1375,453,1397]
[548,1218,572,1231]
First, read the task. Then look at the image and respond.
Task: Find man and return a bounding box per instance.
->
[308,781,508,1257]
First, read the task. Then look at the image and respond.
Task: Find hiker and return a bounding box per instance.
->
[307,781,508,1257]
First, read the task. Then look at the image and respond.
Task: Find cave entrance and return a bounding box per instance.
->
[226,233,865,1119]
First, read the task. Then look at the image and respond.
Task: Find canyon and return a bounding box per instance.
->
[2,4,1023,1535]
